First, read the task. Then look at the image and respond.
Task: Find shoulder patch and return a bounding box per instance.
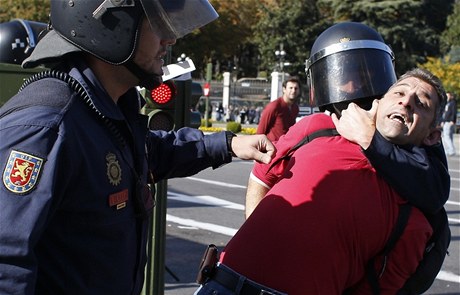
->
[3,150,44,194]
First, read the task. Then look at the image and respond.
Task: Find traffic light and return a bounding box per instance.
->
[142,80,177,131]
[140,79,204,131]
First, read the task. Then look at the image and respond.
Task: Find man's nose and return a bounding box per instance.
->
[398,93,415,109]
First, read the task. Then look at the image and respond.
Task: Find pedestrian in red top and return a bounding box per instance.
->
[256,77,301,142]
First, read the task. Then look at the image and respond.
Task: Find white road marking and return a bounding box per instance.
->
[167,214,237,237]
[168,191,244,210]
[436,270,460,283]
[185,177,247,189]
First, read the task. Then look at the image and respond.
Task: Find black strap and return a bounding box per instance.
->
[267,128,339,173]
[366,203,412,295]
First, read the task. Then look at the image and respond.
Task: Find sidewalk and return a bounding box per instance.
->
[454,133,460,156]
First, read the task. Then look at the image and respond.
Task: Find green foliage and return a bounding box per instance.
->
[226,122,242,133]
[316,0,455,75]
[2,0,457,80]
[172,0,261,78]
[447,46,460,63]
[441,2,460,54]
[252,0,331,79]
[419,56,460,95]
[0,0,50,23]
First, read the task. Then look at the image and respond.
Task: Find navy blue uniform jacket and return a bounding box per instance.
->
[0,60,232,294]
[364,131,450,214]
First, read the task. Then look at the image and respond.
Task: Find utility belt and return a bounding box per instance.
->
[196,244,287,295]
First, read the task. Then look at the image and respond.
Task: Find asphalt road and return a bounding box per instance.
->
[162,136,460,295]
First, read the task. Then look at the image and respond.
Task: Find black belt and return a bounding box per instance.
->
[213,266,283,295]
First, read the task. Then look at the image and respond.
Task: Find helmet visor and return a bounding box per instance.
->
[309,49,396,107]
[140,0,218,40]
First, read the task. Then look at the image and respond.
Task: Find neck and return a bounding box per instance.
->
[283,96,294,105]
[85,55,138,103]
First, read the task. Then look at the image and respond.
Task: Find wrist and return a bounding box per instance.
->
[225,131,237,157]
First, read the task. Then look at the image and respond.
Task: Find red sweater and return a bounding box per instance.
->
[221,114,431,294]
[256,97,299,142]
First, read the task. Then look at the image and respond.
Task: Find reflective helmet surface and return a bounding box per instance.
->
[305,22,396,112]
[0,19,46,64]
[48,0,218,65]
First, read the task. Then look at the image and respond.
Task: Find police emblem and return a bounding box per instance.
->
[3,150,44,194]
[106,152,122,186]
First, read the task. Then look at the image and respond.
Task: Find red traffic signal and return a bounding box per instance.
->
[150,81,176,106]
[143,80,177,131]
[203,82,210,97]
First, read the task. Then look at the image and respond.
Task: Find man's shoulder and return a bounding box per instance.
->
[264,98,282,111]
[4,77,72,106]
[280,113,336,146]
[295,113,332,127]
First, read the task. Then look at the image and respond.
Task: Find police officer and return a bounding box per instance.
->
[0,1,275,294]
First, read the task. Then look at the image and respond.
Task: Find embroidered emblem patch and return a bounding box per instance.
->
[3,150,43,194]
[106,152,122,186]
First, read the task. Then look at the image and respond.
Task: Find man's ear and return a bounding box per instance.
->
[423,127,441,146]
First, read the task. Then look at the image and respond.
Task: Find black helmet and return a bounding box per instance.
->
[23,0,218,90]
[305,22,396,113]
[23,0,218,67]
[0,19,46,64]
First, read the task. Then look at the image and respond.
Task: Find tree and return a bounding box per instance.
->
[420,56,460,95]
[441,1,460,54]
[316,0,455,75]
[171,0,263,79]
[0,0,50,23]
[252,0,330,79]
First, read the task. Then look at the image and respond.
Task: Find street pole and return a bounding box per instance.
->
[205,62,212,127]
[275,43,286,83]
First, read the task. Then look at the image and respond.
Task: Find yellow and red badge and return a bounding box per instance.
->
[3,150,43,194]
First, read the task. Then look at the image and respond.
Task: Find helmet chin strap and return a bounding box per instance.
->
[124,60,163,91]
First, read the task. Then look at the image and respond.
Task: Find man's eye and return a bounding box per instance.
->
[416,98,428,108]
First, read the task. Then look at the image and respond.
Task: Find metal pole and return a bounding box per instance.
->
[142,180,167,295]
[204,63,212,127]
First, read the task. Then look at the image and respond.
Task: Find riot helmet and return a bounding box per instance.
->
[305,22,396,114]
[0,19,47,65]
[23,0,218,89]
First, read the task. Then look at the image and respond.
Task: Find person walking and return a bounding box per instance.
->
[256,76,301,141]
[441,92,457,156]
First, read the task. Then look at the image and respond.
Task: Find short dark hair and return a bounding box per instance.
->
[282,76,301,88]
[396,68,447,125]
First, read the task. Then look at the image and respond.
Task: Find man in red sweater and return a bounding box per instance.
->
[256,76,301,142]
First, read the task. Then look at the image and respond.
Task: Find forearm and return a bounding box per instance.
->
[364,131,450,213]
[245,174,270,219]
[148,128,231,181]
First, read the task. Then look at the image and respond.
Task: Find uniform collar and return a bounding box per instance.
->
[68,58,141,121]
